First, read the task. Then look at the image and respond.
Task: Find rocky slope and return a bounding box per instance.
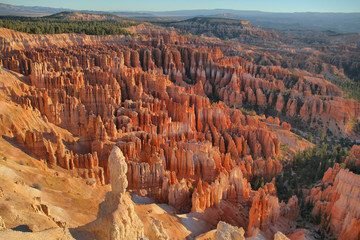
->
[307,164,360,240]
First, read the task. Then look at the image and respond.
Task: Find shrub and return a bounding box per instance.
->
[239,107,256,116]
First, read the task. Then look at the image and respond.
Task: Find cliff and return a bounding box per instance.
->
[307,164,360,240]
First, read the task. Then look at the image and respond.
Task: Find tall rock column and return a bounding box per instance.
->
[79,146,144,240]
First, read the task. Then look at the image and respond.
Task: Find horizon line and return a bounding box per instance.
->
[1,3,360,14]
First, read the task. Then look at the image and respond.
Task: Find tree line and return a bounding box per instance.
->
[0,16,135,36]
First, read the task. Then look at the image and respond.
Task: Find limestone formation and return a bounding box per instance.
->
[79,146,144,240]
[0,216,6,231]
[274,231,290,240]
[147,217,169,240]
[214,221,245,240]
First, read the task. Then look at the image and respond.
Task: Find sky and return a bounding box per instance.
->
[2,0,360,12]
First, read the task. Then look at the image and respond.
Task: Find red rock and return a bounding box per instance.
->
[24,130,48,158]
[1,27,359,239]
[346,145,360,167]
[256,88,267,106]
[281,122,291,131]
[275,94,285,113]
[307,166,360,240]
[168,178,191,212]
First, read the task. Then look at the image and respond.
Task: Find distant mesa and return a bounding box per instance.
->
[163,17,258,40]
[47,11,126,21]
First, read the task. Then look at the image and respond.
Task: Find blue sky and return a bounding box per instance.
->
[2,0,360,12]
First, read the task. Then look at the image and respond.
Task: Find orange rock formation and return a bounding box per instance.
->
[0,25,358,238]
[307,164,360,240]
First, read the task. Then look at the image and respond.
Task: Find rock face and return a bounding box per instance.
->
[147,217,170,240]
[307,164,360,240]
[247,187,299,238]
[0,216,6,231]
[214,221,245,240]
[346,145,360,167]
[79,146,144,240]
[349,145,360,159]
[108,147,129,195]
[286,229,313,240]
[274,231,290,240]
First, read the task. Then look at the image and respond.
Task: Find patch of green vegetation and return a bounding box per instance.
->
[348,118,360,135]
[354,122,360,134]
[251,175,265,190]
[280,143,291,155]
[276,142,347,202]
[307,132,313,143]
[0,16,135,35]
[327,73,360,102]
[346,154,360,174]
[294,134,303,141]
[239,107,256,116]
[261,106,317,136]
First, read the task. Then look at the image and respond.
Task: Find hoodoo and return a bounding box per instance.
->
[78,146,144,240]
[0,5,359,240]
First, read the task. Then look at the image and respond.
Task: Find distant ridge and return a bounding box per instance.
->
[0,3,152,17]
[48,11,126,21]
[0,3,70,17]
[161,16,281,43]
[0,3,359,33]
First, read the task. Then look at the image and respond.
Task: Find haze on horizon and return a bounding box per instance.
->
[2,0,360,13]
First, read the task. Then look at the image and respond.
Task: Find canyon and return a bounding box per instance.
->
[0,11,359,240]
